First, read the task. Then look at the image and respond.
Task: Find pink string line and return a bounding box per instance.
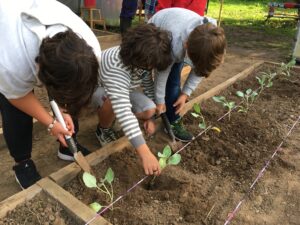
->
[224,115,300,225]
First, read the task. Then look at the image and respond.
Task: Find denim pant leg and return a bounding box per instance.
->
[0,93,33,162]
[165,62,184,123]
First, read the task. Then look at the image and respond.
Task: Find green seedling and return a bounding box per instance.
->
[212,96,235,120]
[191,103,221,133]
[279,58,296,77]
[191,103,206,129]
[82,168,115,212]
[148,145,182,188]
[236,88,258,113]
[157,145,181,170]
[256,71,275,94]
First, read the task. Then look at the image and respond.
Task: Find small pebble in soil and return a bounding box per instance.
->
[49,215,56,221]
[254,195,263,206]
[163,193,170,200]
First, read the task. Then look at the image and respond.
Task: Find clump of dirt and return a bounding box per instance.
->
[0,192,80,225]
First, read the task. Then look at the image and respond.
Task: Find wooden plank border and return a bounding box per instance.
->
[38,178,111,225]
[50,136,132,186]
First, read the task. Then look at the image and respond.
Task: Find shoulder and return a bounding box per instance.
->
[101,46,122,68]
[101,47,130,75]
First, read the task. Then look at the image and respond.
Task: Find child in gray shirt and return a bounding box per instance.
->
[149,8,227,142]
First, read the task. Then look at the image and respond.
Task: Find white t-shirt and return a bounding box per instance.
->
[0,0,101,99]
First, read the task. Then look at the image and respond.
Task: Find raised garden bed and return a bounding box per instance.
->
[48,61,300,224]
[0,178,111,225]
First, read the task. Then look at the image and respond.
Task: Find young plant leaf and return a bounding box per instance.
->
[266,81,273,88]
[193,103,201,114]
[89,202,102,212]
[105,168,114,184]
[211,126,221,133]
[251,91,258,98]
[236,91,244,98]
[83,172,98,188]
[191,112,200,118]
[167,153,181,165]
[246,89,252,95]
[212,96,225,103]
[199,122,206,129]
[228,102,235,108]
[158,152,165,158]
[159,157,167,169]
[163,145,172,158]
[238,108,246,113]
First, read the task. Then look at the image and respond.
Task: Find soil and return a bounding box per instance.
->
[0,24,299,225]
[64,65,300,225]
[0,192,80,225]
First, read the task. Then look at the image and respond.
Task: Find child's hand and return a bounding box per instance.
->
[143,119,156,136]
[137,144,161,176]
[156,103,166,115]
[50,122,73,147]
[62,113,75,134]
[173,93,188,114]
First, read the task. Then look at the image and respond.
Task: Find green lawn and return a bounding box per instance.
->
[206,0,298,38]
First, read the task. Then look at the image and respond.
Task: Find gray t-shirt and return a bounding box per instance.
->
[0,0,101,99]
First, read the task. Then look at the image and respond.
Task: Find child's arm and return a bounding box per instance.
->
[171,69,203,114]
[154,63,173,114]
[102,67,160,175]
[9,92,73,146]
[182,69,203,97]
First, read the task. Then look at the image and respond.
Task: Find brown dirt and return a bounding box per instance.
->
[0,25,299,225]
[64,65,300,225]
[0,191,80,225]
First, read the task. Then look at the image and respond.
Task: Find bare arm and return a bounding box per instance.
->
[9,92,72,145]
[9,92,53,126]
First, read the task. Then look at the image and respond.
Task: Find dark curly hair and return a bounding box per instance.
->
[187,23,226,77]
[37,29,99,117]
[120,23,172,71]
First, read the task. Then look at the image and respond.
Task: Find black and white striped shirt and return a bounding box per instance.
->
[100,46,154,148]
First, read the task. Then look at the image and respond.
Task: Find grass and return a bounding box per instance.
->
[206,0,298,38]
[106,0,298,39]
[104,0,298,60]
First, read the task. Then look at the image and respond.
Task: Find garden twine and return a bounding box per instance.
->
[224,115,300,225]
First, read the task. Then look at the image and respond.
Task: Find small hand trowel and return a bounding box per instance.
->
[49,99,92,174]
[160,113,181,151]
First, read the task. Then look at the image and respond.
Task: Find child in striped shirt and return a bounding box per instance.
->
[91,24,172,175]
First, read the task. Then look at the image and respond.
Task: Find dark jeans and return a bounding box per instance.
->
[0,92,79,163]
[165,62,184,123]
[120,17,133,35]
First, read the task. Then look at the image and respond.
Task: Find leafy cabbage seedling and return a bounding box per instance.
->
[82,168,115,212]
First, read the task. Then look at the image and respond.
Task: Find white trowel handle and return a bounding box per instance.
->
[49,100,78,154]
[49,100,71,139]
